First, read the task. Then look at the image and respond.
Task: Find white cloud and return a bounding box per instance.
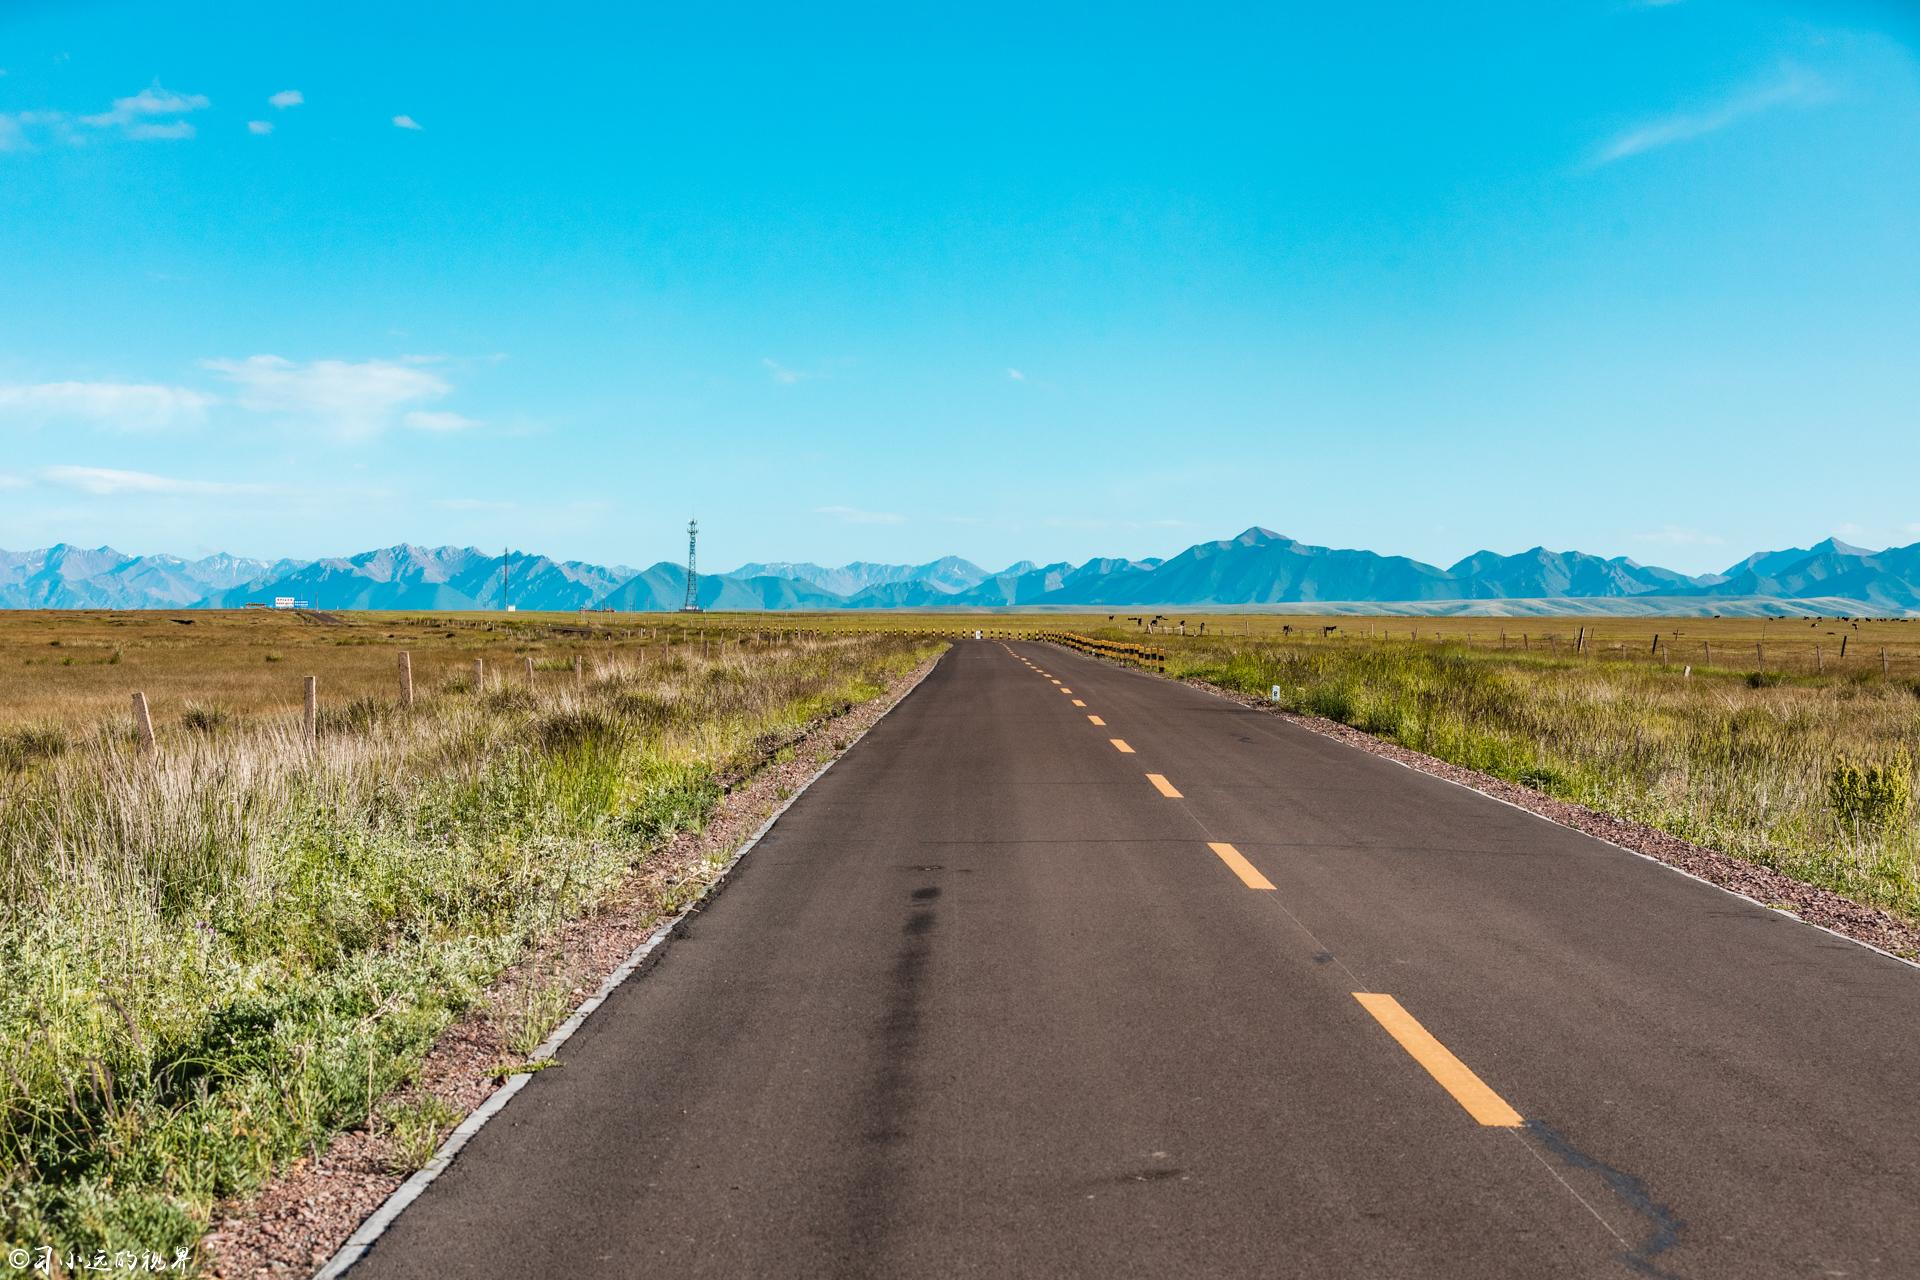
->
[762,357,825,385]
[248,120,273,136]
[269,89,304,109]
[0,380,216,430]
[392,114,423,131]
[41,465,266,497]
[815,505,906,526]
[0,473,25,490]
[403,410,480,432]
[78,83,210,140]
[1,109,80,151]
[202,354,452,438]
[1593,67,1825,165]
[1007,368,1027,381]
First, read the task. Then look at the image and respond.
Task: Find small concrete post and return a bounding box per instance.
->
[573,654,583,684]
[474,657,485,691]
[131,692,156,756]
[525,655,536,688]
[303,675,318,745]
[1883,646,1890,678]
[1816,645,1823,673]
[398,651,414,708]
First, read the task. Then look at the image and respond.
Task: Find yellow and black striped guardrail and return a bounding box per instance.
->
[1030,631,1167,673]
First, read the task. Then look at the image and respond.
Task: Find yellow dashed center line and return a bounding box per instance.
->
[1071,699,1086,707]
[1205,841,1275,891]
[1109,738,1135,754]
[1058,687,1072,694]
[1146,773,1182,798]
[1087,714,1105,726]
[1352,994,1524,1127]
[1050,679,1060,684]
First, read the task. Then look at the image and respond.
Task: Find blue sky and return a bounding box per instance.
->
[1,0,1916,576]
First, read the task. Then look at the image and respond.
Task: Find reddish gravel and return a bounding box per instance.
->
[1180,673,1920,963]
[200,655,942,1280]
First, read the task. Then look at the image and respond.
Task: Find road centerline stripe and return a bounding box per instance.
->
[1087,714,1105,725]
[1205,841,1275,891]
[1109,738,1135,753]
[1351,993,1523,1127]
[1146,773,1182,798]
[1071,699,1086,707]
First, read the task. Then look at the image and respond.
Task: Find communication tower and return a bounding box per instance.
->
[680,519,703,612]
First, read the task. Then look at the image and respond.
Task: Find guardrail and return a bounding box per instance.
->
[1030,631,1167,673]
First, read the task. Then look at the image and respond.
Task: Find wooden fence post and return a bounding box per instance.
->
[131,692,156,756]
[1883,647,1891,678]
[525,655,536,688]
[398,651,414,708]
[474,657,485,691]
[573,654,583,684]
[1816,645,1823,674]
[1704,641,1712,666]
[303,675,318,745]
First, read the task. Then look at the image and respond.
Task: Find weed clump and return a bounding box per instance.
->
[0,725,68,772]
[1828,755,1913,834]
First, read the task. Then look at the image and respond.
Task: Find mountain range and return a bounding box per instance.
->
[3,530,1917,615]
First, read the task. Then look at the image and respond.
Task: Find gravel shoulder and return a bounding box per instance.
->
[1180,673,1920,964]
[200,653,943,1279]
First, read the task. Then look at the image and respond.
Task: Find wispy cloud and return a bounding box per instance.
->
[203,355,452,439]
[1630,525,1726,547]
[269,89,304,109]
[41,465,266,497]
[403,410,480,432]
[1006,368,1027,382]
[0,473,25,490]
[248,120,273,136]
[1593,66,1825,165]
[0,380,216,430]
[762,357,825,386]
[79,82,210,140]
[392,114,423,131]
[434,497,515,511]
[815,505,905,525]
[3,82,210,150]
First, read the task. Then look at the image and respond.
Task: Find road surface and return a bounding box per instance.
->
[345,640,1920,1279]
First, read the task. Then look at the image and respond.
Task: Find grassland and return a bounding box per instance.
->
[5,605,1918,1265]
[0,610,942,1264]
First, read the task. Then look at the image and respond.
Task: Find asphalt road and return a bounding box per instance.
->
[347,640,1920,1279]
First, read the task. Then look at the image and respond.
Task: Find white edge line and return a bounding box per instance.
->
[312,651,948,1279]
[1033,640,1920,975]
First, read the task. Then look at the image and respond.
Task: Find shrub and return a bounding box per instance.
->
[1828,755,1913,834]
[180,703,232,735]
[0,725,68,772]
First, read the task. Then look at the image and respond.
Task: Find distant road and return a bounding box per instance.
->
[345,641,1920,1279]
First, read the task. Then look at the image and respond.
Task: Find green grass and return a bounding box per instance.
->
[0,633,939,1264]
[1170,637,1920,920]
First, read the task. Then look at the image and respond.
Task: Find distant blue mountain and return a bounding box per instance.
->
[4,530,1918,613]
